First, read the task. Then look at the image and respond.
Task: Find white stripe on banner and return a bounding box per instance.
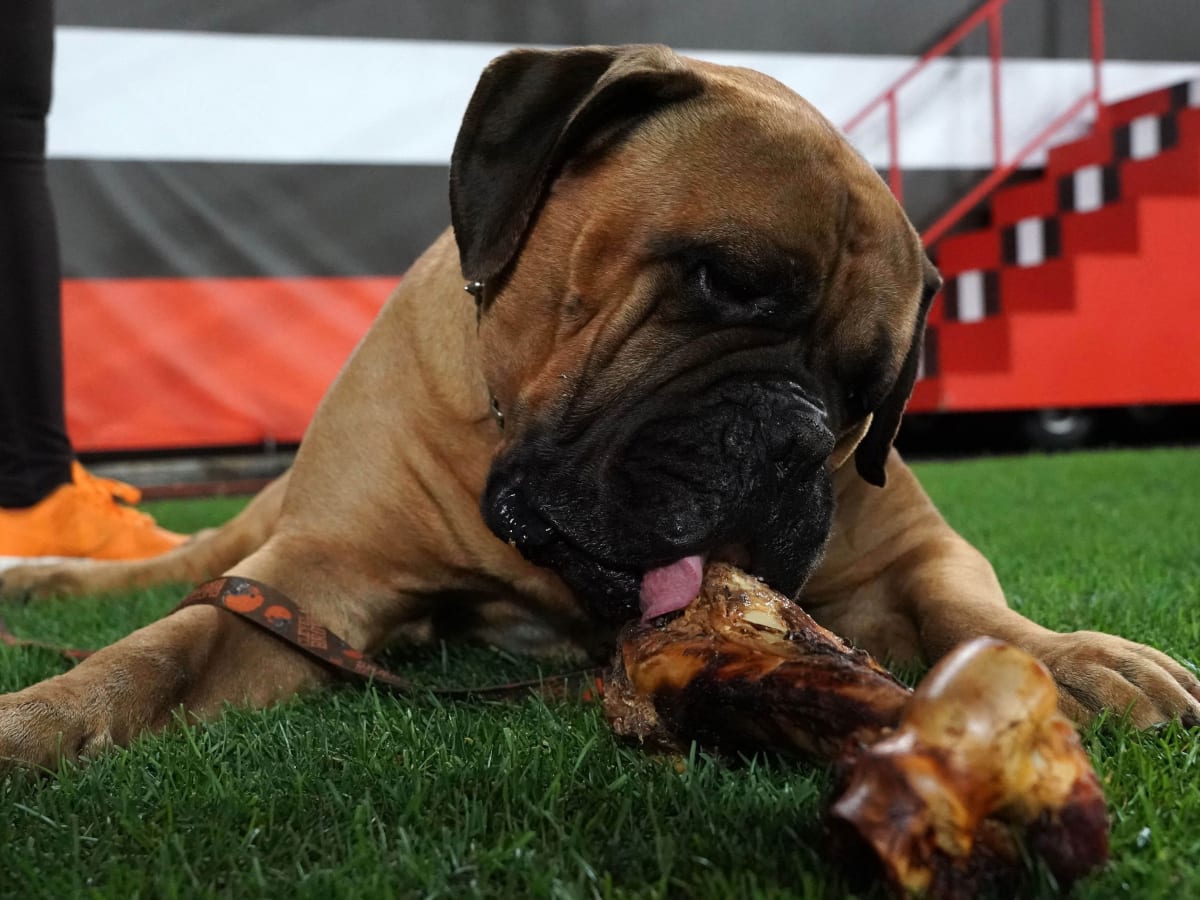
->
[1073,165,1104,213]
[1015,218,1046,267]
[956,271,986,323]
[48,28,1200,169]
[1130,114,1162,159]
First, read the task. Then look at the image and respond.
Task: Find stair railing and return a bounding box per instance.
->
[842,0,1106,246]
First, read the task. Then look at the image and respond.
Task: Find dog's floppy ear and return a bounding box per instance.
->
[450,45,701,285]
[854,258,942,487]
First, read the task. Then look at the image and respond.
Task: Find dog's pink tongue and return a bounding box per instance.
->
[639,555,705,620]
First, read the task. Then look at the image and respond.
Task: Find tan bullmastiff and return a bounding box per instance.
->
[1,45,1196,769]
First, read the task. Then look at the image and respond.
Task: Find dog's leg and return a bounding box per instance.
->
[813,452,1200,727]
[0,530,417,771]
[889,529,1200,726]
[0,472,290,600]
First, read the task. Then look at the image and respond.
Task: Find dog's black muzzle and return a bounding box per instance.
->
[483,376,836,621]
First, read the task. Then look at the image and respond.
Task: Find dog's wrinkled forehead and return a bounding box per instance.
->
[571,65,923,305]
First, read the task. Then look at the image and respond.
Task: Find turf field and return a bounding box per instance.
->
[1,449,1198,898]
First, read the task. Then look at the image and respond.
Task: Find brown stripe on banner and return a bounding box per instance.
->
[50,161,451,279]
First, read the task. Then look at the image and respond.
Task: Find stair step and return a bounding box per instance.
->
[1122,110,1200,195]
[991,179,1059,226]
[1105,84,1178,128]
[937,316,1010,374]
[915,77,1200,415]
[941,249,1200,410]
[1046,130,1112,176]
[939,260,1075,324]
[937,229,1000,276]
[942,216,1065,278]
[999,259,1076,314]
[1046,80,1199,175]
[926,196,1200,410]
[942,184,1187,281]
[1061,202,1140,256]
[1056,162,1121,217]
[978,107,1200,235]
[991,161,1123,226]
[940,269,998,322]
[1107,78,1199,127]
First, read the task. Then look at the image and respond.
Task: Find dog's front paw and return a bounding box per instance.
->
[0,561,88,600]
[1037,631,1200,727]
[0,684,107,773]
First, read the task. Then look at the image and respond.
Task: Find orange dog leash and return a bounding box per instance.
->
[1,576,605,703]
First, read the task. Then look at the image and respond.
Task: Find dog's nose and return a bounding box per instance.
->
[483,471,557,554]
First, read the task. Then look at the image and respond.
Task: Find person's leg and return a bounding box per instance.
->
[0,0,185,561]
[0,0,74,508]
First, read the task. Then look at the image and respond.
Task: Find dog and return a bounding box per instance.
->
[1,45,1197,770]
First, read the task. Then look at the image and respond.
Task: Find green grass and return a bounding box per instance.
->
[2,449,1198,899]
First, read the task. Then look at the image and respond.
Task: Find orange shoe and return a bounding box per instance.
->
[80,462,143,506]
[0,462,186,561]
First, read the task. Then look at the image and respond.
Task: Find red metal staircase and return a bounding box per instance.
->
[843,0,1200,418]
[923,80,1200,413]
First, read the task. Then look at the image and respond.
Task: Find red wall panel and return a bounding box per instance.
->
[62,277,395,451]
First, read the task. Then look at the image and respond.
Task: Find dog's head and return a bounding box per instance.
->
[451,45,940,622]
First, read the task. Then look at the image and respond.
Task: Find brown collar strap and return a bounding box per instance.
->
[175,576,602,702]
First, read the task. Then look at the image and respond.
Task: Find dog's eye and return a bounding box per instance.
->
[692,260,769,306]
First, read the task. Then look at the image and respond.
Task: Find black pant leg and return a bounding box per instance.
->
[0,0,74,508]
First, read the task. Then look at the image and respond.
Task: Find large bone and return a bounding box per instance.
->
[605,563,1108,897]
[605,563,910,758]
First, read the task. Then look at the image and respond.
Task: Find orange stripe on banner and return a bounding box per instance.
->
[63,277,398,452]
